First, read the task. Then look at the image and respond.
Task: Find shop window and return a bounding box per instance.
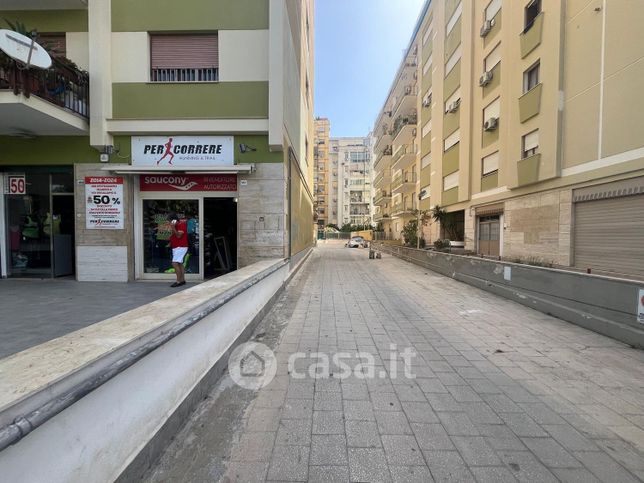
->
[522,130,539,158]
[150,34,219,82]
[523,61,540,93]
[524,0,541,33]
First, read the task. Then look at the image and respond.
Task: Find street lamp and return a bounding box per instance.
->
[416,189,427,249]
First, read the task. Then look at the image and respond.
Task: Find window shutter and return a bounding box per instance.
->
[39,34,66,57]
[482,151,499,175]
[523,130,539,151]
[150,34,219,69]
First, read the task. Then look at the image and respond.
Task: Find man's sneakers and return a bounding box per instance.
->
[170,281,186,288]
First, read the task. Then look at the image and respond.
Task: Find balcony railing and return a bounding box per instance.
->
[374,191,392,205]
[151,67,219,82]
[392,114,417,140]
[392,144,418,168]
[392,85,418,117]
[391,202,415,216]
[391,171,417,191]
[373,168,392,188]
[0,51,89,118]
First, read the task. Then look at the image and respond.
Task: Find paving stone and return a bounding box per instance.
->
[283,398,314,419]
[375,411,413,435]
[498,412,548,438]
[415,377,449,394]
[451,436,501,466]
[347,447,391,482]
[393,383,427,402]
[287,382,315,400]
[400,401,439,423]
[542,424,597,452]
[497,450,558,483]
[410,423,455,451]
[230,431,275,462]
[267,445,309,481]
[275,418,312,446]
[389,465,434,483]
[346,420,381,448]
[381,435,425,465]
[313,410,345,435]
[247,408,281,432]
[341,383,369,400]
[552,468,602,483]
[310,434,348,465]
[223,462,269,482]
[343,399,375,421]
[370,392,402,411]
[314,391,343,411]
[254,390,287,409]
[436,411,479,436]
[469,466,518,483]
[308,465,350,482]
[522,437,581,468]
[477,424,526,451]
[422,450,475,482]
[573,451,641,483]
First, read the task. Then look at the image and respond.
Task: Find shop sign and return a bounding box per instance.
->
[131,136,234,166]
[85,177,124,229]
[139,174,237,192]
[638,289,644,324]
[4,174,26,194]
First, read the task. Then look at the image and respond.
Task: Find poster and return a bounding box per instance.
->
[638,289,644,324]
[85,177,124,229]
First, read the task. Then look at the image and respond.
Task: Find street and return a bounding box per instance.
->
[145,242,644,482]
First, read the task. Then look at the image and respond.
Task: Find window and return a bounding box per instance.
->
[522,130,539,158]
[482,151,499,176]
[423,20,434,45]
[445,88,461,113]
[420,186,431,199]
[150,34,219,82]
[523,61,540,93]
[446,2,463,35]
[485,0,502,21]
[423,54,433,75]
[421,153,431,169]
[443,171,459,191]
[524,0,541,32]
[444,129,460,151]
[445,45,462,76]
[422,119,432,138]
[483,97,500,122]
[484,43,501,72]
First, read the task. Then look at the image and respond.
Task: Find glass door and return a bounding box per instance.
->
[142,199,200,277]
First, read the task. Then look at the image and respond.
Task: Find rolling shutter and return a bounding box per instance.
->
[150,34,219,69]
[574,194,644,278]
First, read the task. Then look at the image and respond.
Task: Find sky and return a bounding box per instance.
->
[314,0,426,138]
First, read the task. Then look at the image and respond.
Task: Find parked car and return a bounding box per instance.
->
[346,236,367,248]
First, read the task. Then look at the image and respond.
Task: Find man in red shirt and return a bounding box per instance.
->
[168,212,188,287]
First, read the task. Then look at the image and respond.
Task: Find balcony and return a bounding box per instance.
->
[392,114,417,146]
[391,201,415,218]
[0,51,89,135]
[373,211,390,222]
[373,169,392,189]
[392,171,417,195]
[520,12,544,58]
[374,126,393,151]
[519,83,542,123]
[374,145,393,170]
[391,144,418,172]
[392,85,418,119]
[373,191,392,206]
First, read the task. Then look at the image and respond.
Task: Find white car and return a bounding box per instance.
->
[347,236,367,248]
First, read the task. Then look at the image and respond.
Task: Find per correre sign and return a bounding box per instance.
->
[131,136,234,167]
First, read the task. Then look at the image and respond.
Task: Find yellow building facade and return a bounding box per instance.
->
[373,0,644,278]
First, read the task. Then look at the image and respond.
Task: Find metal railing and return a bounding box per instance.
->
[392,171,417,190]
[391,202,416,215]
[392,144,418,166]
[392,114,418,139]
[151,67,219,82]
[374,191,392,205]
[0,51,89,118]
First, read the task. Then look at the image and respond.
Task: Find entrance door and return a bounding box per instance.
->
[478,215,500,257]
[52,195,75,276]
[141,199,200,277]
[203,198,237,277]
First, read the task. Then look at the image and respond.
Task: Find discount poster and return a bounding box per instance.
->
[85,177,124,229]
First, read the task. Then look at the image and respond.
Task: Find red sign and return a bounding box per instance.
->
[7,175,26,194]
[139,174,237,192]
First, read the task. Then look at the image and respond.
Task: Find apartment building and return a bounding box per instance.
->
[334,136,372,227]
[373,0,644,278]
[0,0,314,281]
[314,118,336,227]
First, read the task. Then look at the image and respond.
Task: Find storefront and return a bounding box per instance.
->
[1,168,76,278]
[134,173,238,280]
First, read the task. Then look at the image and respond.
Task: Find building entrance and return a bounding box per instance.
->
[478,215,501,257]
[203,198,237,278]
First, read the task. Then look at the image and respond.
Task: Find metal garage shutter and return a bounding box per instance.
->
[574,194,644,278]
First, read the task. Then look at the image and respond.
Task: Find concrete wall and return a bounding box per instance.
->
[373,242,644,349]
[0,258,297,482]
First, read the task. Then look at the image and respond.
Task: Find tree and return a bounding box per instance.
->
[431,205,462,240]
[402,219,425,248]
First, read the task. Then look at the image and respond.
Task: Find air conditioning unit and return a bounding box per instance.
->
[412,128,418,136]
[479,70,493,86]
[405,86,412,95]
[422,93,432,108]
[445,98,461,113]
[483,117,499,131]
[480,19,495,37]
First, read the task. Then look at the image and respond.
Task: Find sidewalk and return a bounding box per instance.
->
[146,243,644,482]
[0,279,192,359]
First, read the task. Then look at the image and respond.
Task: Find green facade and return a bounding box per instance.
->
[444,61,461,97]
[519,84,542,123]
[482,123,500,148]
[444,18,461,61]
[517,154,541,186]
[442,145,459,176]
[0,137,98,165]
[111,0,269,32]
[484,11,502,48]
[1,10,87,32]
[520,13,544,58]
[481,172,499,192]
[112,82,269,119]
[482,63,501,98]
[443,111,459,138]
[442,187,459,206]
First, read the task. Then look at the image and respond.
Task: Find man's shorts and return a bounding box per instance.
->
[172,247,188,263]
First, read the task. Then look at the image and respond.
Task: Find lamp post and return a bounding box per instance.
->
[416,189,427,249]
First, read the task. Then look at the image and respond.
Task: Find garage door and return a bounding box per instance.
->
[574,194,644,279]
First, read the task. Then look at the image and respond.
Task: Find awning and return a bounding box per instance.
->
[101,164,255,175]
[475,202,504,216]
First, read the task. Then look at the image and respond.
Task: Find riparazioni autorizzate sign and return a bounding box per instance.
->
[131,136,234,166]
